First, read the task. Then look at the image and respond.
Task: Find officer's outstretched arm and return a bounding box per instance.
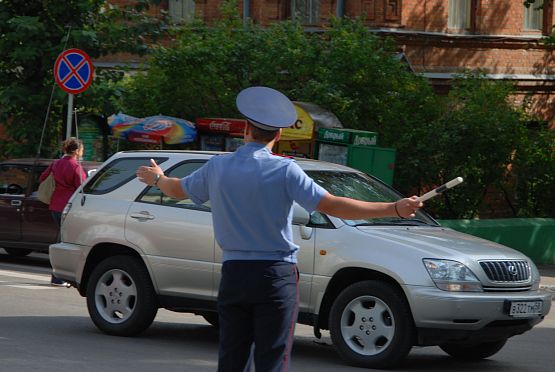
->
[316,192,422,219]
[154,175,188,199]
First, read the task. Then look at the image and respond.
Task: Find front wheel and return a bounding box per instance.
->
[440,339,508,360]
[86,255,158,336]
[329,280,415,369]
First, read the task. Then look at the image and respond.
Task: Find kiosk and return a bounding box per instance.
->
[316,128,396,185]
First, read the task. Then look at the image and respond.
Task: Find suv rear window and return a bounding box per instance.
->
[84,157,168,195]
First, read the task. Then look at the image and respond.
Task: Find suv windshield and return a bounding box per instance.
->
[306,170,438,226]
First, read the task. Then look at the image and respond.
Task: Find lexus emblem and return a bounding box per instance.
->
[507,265,518,276]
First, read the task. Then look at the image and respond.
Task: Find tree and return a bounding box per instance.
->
[0,0,165,158]
[120,6,554,219]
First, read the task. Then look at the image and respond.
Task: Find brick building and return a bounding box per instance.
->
[106,0,555,125]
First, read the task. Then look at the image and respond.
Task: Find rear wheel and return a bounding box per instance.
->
[329,280,415,369]
[440,339,508,360]
[3,248,32,257]
[86,255,158,336]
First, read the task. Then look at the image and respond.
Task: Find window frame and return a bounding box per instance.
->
[448,0,477,32]
[83,157,168,195]
[136,159,211,212]
[291,0,321,25]
[167,0,195,23]
[524,0,544,31]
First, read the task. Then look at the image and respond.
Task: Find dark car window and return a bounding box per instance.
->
[30,166,48,193]
[84,157,168,195]
[0,164,31,195]
[138,160,210,211]
[306,170,437,226]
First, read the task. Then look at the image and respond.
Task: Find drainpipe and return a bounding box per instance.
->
[336,0,345,18]
[243,0,250,26]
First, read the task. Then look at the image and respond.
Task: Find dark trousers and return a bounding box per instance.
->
[217,260,299,372]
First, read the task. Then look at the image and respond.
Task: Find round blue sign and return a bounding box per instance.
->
[54,48,94,94]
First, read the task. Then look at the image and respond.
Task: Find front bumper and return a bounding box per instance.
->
[407,285,552,344]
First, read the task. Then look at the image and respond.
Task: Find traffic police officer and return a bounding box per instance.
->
[137,86,423,371]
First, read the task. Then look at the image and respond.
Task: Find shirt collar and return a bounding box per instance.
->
[243,142,271,153]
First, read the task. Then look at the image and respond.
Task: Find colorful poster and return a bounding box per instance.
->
[281,104,314,141]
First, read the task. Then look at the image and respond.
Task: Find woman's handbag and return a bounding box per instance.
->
[38,172,55,204]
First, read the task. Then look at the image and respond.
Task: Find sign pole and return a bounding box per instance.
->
[66,93,74,139]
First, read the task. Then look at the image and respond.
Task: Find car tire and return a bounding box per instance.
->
[3,248,32,257]
[440,339,508,360]
[86,255,158,336]
[329,280,415,369]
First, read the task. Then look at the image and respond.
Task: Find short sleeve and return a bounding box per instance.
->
[285,161,327,213]
[180,162,211,206]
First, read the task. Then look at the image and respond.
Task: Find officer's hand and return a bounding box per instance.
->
[136,158,164,186]
[394,196,423,218]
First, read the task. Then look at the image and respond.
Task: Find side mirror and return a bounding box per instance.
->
[87,169,97,178]
[292,203,310,225]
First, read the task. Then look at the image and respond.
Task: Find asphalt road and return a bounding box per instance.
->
[1,251,554,372]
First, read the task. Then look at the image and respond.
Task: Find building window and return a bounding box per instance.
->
[292,0,320,25]
[524,0,544,30]
[168,0,195,23]
[448,0,471,30]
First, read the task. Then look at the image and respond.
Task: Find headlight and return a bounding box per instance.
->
[423,259,483,292]
[530,261,541,290]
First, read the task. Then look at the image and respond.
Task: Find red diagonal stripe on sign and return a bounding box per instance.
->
[60,55,88,87]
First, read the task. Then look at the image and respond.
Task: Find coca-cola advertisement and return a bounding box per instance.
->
[195,118,246,137]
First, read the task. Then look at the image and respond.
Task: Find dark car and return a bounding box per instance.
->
[0,158,101,257]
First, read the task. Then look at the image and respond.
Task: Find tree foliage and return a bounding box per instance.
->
[0,0,165,158]
[121,8,554,219]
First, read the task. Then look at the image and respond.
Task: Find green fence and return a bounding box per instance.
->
[438,218,555,264]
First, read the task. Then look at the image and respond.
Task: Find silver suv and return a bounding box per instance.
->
[50,150,552,368]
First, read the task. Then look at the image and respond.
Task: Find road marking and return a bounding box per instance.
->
[0,269,50,282]
[5,284,56,290]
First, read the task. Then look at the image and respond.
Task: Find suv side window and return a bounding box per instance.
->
[0,164,30,195]
[138,160,210,212]
[84,157,167,195]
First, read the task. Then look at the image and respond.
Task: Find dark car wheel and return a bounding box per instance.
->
[86,255,158,336]
[3,248,33,257]
[440,339,508,360]
[329,280,415,369]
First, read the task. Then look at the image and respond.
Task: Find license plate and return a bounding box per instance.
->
[509,301,543,317]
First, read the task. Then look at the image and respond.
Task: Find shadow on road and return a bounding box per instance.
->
[0,315,553,371]
[0,250,51,269]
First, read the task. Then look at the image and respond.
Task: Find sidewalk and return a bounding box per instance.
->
[538,264,555,299]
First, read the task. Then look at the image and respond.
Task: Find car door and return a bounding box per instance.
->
[20,164,58,246]
[126,160,215,300]
[213,205,317,313]
[0,164,29,242]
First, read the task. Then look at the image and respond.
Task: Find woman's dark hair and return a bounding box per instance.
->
[63,137,83,154]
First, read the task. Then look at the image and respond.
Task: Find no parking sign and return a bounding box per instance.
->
[54,48,94,94]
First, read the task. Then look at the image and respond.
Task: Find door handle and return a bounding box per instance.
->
[129,211,155,221]
[11,200,22,206]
